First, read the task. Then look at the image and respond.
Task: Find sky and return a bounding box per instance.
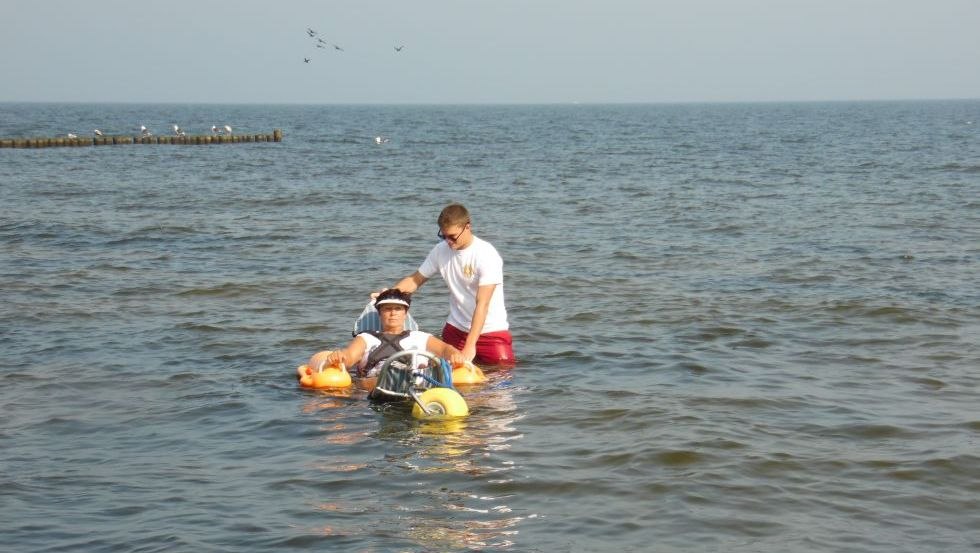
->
[1,0,978,104]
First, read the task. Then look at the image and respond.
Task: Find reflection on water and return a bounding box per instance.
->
[299,394,354,414]
[301,372,529,550]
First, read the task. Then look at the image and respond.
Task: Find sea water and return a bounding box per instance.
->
[1,101,978,552]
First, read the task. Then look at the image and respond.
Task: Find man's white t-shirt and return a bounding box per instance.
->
[418,235,509,333]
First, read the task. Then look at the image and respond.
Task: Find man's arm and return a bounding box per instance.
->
[393,271,428,294]
[461,283,495,361]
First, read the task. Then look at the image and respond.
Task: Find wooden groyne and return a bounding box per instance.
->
[0,129,282,149]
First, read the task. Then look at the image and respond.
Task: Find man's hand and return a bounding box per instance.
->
[461,344,477,363]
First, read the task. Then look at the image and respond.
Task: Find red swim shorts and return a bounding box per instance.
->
[441,323,516,367]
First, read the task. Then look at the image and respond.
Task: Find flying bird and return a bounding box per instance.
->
[374,136,390,144]
[306,28,317,37]
[304,57,311,63]
[394,45,404,52]
[316,43,325,49]
[333,44,344,52]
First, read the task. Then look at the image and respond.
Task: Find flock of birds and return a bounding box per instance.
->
[302,27,399,146]
[61,28,407,142]
[302,27,399,145]
[70,124,235,138]
[303,27,403,64]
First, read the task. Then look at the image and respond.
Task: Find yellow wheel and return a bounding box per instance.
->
[411,387,469,419]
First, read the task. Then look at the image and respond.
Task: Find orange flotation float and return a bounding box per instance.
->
[297,355,353,389]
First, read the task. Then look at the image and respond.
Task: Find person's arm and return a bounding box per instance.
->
[461,283,495,362]
[426,335,465,368]
[308,336,367,371]
[392,271,429,294]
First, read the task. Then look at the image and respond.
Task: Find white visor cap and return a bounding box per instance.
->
[375,298,410,308]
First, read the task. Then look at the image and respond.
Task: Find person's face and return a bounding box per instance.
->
[438,223,470,249]
[378,304,407,326]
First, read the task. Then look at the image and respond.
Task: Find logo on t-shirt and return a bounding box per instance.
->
[462,263,476,279]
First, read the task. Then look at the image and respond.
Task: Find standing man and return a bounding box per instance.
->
[392,203,515,366]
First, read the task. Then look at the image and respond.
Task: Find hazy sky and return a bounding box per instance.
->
[2,0,978,104]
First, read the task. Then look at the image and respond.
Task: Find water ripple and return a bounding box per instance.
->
[2,101,978,552]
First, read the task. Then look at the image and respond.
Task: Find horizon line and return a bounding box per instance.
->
[1,96,979,107]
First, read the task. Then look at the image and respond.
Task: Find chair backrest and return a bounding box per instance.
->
[352,299,420,337]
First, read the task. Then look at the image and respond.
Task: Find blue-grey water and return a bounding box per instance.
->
[1,101,978,552]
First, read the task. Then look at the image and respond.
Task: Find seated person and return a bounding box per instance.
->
[303,288,465,381]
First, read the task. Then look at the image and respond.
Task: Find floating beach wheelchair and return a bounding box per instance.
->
[298,299,483,419]
[368,350,469,418]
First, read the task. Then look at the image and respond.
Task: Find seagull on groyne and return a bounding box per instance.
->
[211,125,221,135]
[172,124,185,136]
[139,125,152,137]
[93,129,104,136]
[67,133,78,138]
[224,125,233,135]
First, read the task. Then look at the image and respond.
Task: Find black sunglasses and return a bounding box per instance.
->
[437,224,468,242]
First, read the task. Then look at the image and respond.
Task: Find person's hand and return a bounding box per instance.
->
[369,287,389,300]
[327,351,346,369]
[461,344,477,364]
[447,351,466,368]
[308,350,343,371]
[308,350,330,371]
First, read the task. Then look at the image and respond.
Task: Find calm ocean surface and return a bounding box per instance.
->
[1,101,978,552]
